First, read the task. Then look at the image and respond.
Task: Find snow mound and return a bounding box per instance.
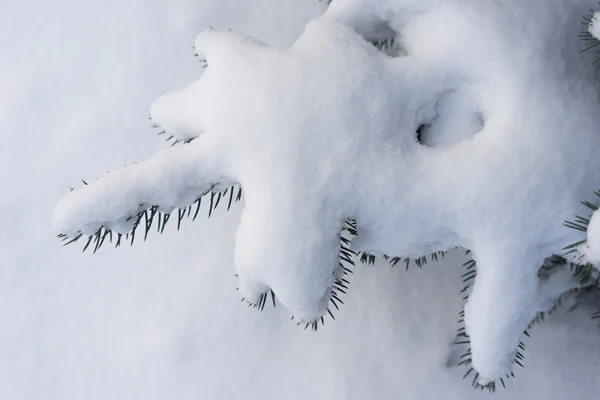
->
[54,0,600,385]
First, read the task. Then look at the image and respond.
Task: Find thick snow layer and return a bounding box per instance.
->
[53,0,600,383]
[328,0,600,380]
[2,0,598,398]
[53,19,450,322]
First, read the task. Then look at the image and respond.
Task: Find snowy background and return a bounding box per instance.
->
[1,0,600,399]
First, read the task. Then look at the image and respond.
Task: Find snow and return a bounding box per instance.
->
[53,137,232,236]
[53,18,452,322]
[582,208,600,264]
[590,11,600,41]
[2,0,600,398]
[52,0,600,383]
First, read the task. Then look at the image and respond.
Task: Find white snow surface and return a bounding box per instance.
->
[52,0,600,382]
[590,11,600,41]
[2,0,600,398]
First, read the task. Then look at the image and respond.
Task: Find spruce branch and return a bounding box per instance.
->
[59,184,243,253]
[241,219,356,332]
[454,250,528,392]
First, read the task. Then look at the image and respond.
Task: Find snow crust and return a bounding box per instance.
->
[51,0,600,385]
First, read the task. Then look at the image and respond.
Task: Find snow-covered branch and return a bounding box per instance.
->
[53,136,233,237]
[53,0,600,389]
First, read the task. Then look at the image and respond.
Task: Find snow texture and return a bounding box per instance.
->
[53,0,600,383]
[590,11,600,41]
[2,0,600,398]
